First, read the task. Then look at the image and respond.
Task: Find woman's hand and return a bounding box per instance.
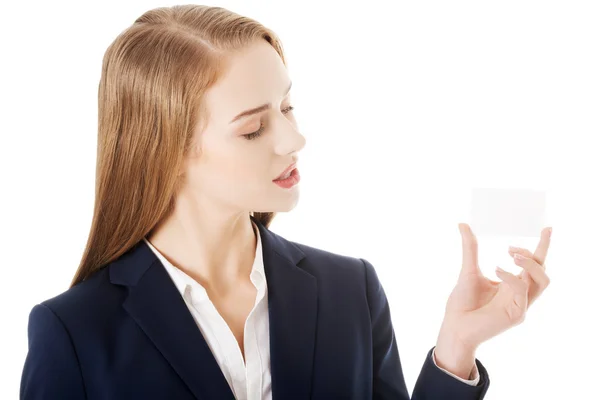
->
[433,223,552,379]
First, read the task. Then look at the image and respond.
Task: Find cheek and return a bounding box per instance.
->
[223,152,253,176]
[199,139,241,175]
[214,147,265,183]
[193,137,269,189]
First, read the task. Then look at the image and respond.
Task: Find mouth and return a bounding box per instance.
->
[273,162,297,181]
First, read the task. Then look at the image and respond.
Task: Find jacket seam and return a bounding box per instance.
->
[40,303,88,399]
[359,258,373,325]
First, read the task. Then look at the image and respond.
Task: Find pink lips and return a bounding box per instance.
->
[274,162,297,181]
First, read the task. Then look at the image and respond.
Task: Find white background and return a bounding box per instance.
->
[1,1,598,399]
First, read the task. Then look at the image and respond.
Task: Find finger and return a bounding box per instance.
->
[513,254,551,290]
[508,246,548,270]
[522,270,532,286]
[508,246,540,266]
[518,269,536,306]
[459,223,480,275]
[514,269,530,289]
[513,264,544,307]
[533,227,553,266]
[495,267,528,311]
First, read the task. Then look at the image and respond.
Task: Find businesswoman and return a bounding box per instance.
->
[20,5,552,399]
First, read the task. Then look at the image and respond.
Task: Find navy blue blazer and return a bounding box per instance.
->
[21,215,490,399]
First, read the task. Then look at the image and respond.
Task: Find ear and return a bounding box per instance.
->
[177,158,187,177]
[178,143,202,177]
[177,161,188,178]
[189,142,203,159]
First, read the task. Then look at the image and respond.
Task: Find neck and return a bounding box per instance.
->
[146,199,258,293]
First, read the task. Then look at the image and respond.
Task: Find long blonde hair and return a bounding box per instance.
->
[71,5,284,288]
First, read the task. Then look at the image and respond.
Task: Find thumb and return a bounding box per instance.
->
[459,223,480,275]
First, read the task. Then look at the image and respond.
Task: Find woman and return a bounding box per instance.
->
[20,5,552,400]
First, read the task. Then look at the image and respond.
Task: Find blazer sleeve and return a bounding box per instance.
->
[361,258,490,400]
[362,257,411,399]
[20,303,86,400]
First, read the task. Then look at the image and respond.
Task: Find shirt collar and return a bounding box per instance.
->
[142,219,265,302]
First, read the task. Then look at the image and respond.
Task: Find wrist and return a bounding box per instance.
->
[435,322,479,380]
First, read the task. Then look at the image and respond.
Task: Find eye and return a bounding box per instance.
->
[243,105,295,140]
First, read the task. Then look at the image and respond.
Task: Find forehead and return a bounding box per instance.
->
[204,41,290,122]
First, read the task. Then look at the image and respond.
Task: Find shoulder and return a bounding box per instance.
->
[282,237,374,286]
[275,231,384,298]
[277,236,389,321]
[34,266,124,328]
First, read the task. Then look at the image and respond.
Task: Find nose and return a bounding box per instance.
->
[275,119,306,156]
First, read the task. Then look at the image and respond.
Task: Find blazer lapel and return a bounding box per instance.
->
[109,215,318,400]
[109,240,235,400]
[251,216,317,400]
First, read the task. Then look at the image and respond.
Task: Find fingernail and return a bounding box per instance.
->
[548,227,552,237]
[509,246,519,252]
[515,253,525,260]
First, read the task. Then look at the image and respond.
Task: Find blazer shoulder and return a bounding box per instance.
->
[39,266,123,322]
[286,239,367,279]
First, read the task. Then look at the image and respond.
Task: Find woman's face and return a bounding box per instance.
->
[181,40,306,215]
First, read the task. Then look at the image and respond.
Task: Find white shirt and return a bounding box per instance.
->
[143,220,271,400]
[143,220,479,400]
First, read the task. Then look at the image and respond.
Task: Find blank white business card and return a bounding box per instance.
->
[469,187,547,238]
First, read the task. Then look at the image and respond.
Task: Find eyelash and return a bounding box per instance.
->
[243,105,295,140]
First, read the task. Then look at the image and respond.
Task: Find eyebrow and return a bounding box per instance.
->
[229,81,292,124]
